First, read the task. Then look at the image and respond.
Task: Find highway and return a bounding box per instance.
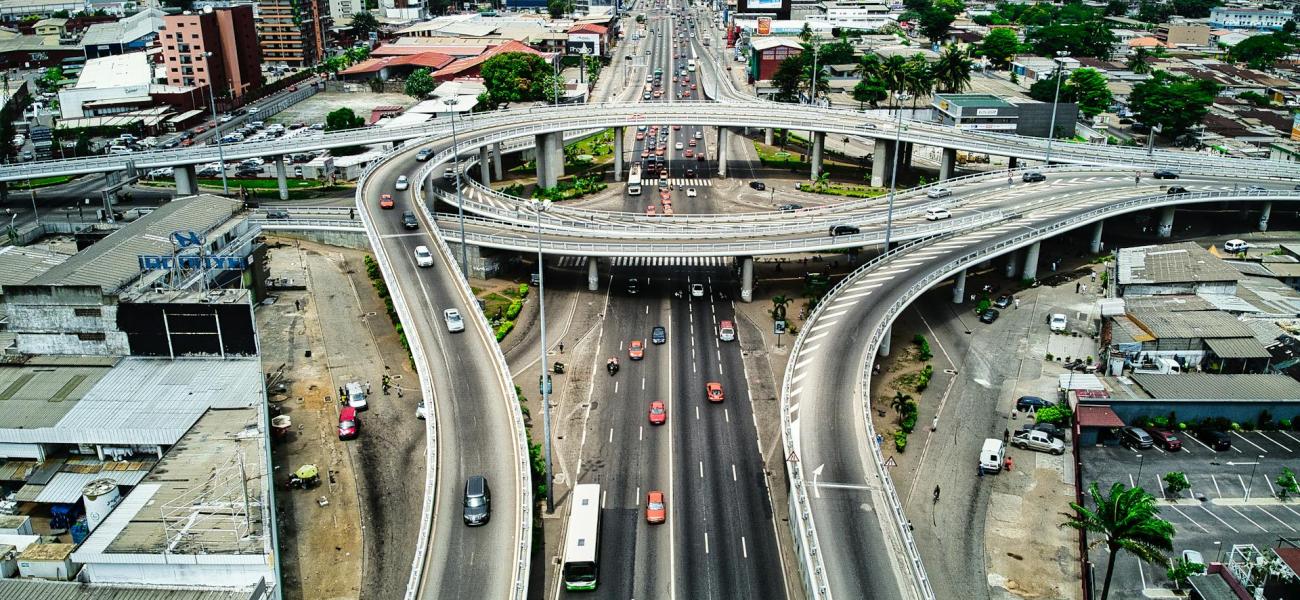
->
[356,142,529,600]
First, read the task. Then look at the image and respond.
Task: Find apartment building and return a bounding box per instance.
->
[1209,7,1294,30]
[159,6,262,99]
[258,0,328,66]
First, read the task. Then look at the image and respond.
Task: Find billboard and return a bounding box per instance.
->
[747,0,783,8]
[1292,113,1300,141]
[757,17,771,35]
[566,32,601,57]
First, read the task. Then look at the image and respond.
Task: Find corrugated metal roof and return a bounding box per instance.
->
[33,470,150,503]
[0,245,68,287]
[1132,373,1300,400]
[0,363,111,431]
[1117,242,1241,286]
[28,195,242,293]
[1127,309,1254,340]
[0,579,252,600]
[1225,260,1276,277]
[1205,337,1272,359]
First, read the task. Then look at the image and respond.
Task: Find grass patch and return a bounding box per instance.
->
[803,183,887,198]
[11,175,73,189]
[199,177,319,189]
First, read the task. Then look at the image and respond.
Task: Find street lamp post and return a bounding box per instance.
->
[534,200,555,513]
[807,43,820,106]
[883,92,912,250]
[1244,455,1265,501]
[1045,51,1066,166]
[443,98,468,278]
[204,52,229,194]
[1135,453,1145,486]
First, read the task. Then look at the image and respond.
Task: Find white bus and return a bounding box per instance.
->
[687,58,697,72]
[561,483,602,591]
[627,163,643,195]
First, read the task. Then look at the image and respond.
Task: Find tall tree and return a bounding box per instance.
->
[981,28,1020,69]
[919,6,957,44]
[903,55,933,109]
[1104,0,1129,16]
[350,10,379,39]
[1127,46,1154,74]
[479,52,555,107]
[1170,0,1220,19]
[403,67,436,100]
[1068,67,1113,118]
[879,54,911,104]
[1061,482,1175,600]
[930,44,972,93]
[853,77,887,109]
[1027,21,1119,59]
[1128,70,1220,136]
[325,107,365,131]
[1228,33,1292,70]
[772,56,805,103]
[547,0,572,18]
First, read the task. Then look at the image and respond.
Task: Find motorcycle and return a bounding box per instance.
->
[607,358,620,376]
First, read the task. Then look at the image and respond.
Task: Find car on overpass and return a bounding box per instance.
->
[401,211,419,229]
[413,246,434,268]
[706,382,724,402]
[1022,171,1047,182]
[443,308,465,333]
[925,208,952,221]
[394,175,410,190]
[651,326,667,345]
[629,340,645,360]
[690,283,704,298]
[646,490,666,524]
[379,194,395,209]
[416,148,433,162]
[648,401,667,425]
[926,187,952,199]
[1152,169,1179,179]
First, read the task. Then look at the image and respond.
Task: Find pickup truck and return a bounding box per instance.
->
[1012,430,1066,455]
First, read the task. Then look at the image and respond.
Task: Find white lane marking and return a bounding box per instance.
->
[732,464,737,481]
[821,309,850,319]
[803,331,829,344]
[741,536,748,559]
[790,386,803,397]
[810,319,839,332]
[704,532,710,554]
[699,461,704,478]
[1199,504,1238,533]
[608,428,613,443]
[1226,506,1267,532]
[1256,432,1292,452]
[1233,432,1268,452]
[791,371,809,385]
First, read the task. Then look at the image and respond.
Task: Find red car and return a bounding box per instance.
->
[629,340,644,360]
[194,126,207,134]
[645,205,657,216]
[672,125,681,130]
[648,401,667,425]
[1149,429,1182,451]
[379,194,395,209]
[646,490,666,523]
[684,149,694,158]
[706,382,724,403]
[338,406,359,440]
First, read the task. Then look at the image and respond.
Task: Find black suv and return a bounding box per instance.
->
[1166,186,1189,195]
[1022,171,1047,183]
[979,308,999,323]
[1015,395,1053,412]
[401,210,419,230]
[1195,429,1232,451]
[462,475,491,526]
[749,181,766,191]
[829,224,860,236]
[1152,169,1179,179]
[651,326,667,344]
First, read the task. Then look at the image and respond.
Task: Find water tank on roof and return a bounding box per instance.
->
[81,478,121,533]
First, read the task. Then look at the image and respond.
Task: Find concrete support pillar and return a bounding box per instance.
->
[1157,206,1175,238]
[492,142,503,180]
[175,165,198,196]
[716,128,729,178]
[1008,156,1018,169]
[939,147,957,181]
[613,126,624,181]
[871,139,892,187]
[124,161,137,179]
[764,127,774,145]
[1259,201,1272,232]
[810,131,824,180]
[878,325,891,357]
[780,128,789,147]
[479,146,491,186]
[740,256,754,302]
[901,142,913,168]
[587,257,599,291]
[104,172,121,204]
[1090,221,1104,254]
[1005,251,1018,278]
[275,156,288,200]
[535,132,563,189]
[1022,241,1041,281]
[952,268,967,304]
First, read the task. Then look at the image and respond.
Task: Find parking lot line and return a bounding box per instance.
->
[1232,432,1268,453]
[1212,475,1224,498]
[1281,505,1300,519]
[1187,435,1214,451]
[1278,431,1300,445]
[1199,505,1239,533]
[1256,432,1292,452]
[1254,506,1297,532]
[1226,506,1268,532]
[1166,505,1210,533]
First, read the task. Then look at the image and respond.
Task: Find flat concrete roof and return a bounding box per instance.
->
[0,579,252,600]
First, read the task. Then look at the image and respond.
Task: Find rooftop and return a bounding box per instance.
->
[0,355,115,432]
[27,194,243,293]
[1076,404,1125,428]
[0,580,251,600]
[750,36,803,51]
[1117,241,1241,287]
[933,93,1013,108]
[1131,373,1300,401]
[1126,308,1255,339]
[74,52,152,90]
[0,245,68,289]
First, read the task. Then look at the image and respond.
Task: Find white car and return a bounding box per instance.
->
[395,175,410,191]
[686,188,697,198]
[443,308,465,333]
[926,187,952,199]
[1224,239,1250,252]
[925,208,951,221]
[414,245,434,267]
[1049,313,1068,332]
[690,283,704,297]
[675,142,684,150]
[416,399,427,420]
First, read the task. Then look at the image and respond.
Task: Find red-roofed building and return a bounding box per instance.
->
[567,23,610,57]
[433,40,555,82]
[1075,404,1126,446]
[338,52,455,81]
[371,43,488,58]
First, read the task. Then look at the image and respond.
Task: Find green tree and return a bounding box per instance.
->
[771,295,791,320]
[1027,21,1119,60]
[39,66,63,91]
[479,52,555,107]
[1162,471,1190,496]
[889,391,914,416]
[1104,0,1129,16]
[1167,556,1204,591]
[1137,0,1173,23]
[919,6,957,44]
[903,54,934,108]
[1128,70,1220,136]
[1068,67,1113,118]
[1127,46,1154,74]
[1061,482,1176,600]
[853,77,887,108]
[772,56,805,103]
[325,107,365,131]
[403,67,436,100]
[547,0,572,18]
[1237,90,1272,107]
[1170,0,1221,19]
[799,22,814,43]
[931,44,972,93]
[349,10,379,39]
[1278,467,1299,499]
[1028,73,1073,103]
[880,54,911,103]
[1228,33,1292,69]
[813,171,830,189]
[981,28,1020,69]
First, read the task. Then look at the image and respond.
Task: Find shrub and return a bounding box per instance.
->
[1280,418,1293,430]
[1230,422,1243,432]
[518,283,530,297]
[1164,471,1190,496]
[495,320,515,340]
[901,411,918,433]
[1258,410,1274,430]
[1045,353,1054,361]
[506,300,523,319]
[1278,467,1298,499]
[893,430,908,453]
[1036,404,1074,426]
[912,334,932,361]
[916,364,933,392]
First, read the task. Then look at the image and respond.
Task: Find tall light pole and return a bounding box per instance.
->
[1043,51,1068,166]
[204,52,229,194]
[443,97,468,278]
[883,92,911,250]
[534,200,554,513]
[807,42,821,106]
[1244,455,1265,501]
[1134,453,1145,487]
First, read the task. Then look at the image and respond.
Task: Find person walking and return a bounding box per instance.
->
[1013,297,1020,310]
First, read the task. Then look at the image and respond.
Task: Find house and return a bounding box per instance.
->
[80,8,165,60]
[1116,241,1242,297]
[748,37,802,83]
[567,23,609,57]
[432,39,554,82]
[1155,22,1210,47]
[1210,7,1294,30]
[33,18,67,39]
[338,52,454,81]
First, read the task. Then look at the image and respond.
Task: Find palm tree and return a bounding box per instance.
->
[903,55,934,111]
[813,171,830,190]
[931,45,973,93]
[888,391,912,416]
[1127,47,1153,74]
[1061,482,1175,600]
[880,54,910,106]
[771,295,791,320]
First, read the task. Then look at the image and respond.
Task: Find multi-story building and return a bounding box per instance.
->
[1209,7,1294,30]
[259,0,328,66]
[1155,22,1210,47]
[380,0,425,20]
[159,6,262,100]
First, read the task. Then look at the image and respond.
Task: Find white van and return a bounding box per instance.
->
[108,145,132,155]
[344,381,369,410]
[1223,239,1249,253]
[979,438,1005,474]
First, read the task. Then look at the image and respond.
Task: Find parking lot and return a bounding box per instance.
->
[1080,430,1300,597]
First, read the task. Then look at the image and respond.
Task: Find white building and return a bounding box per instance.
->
[58,52,154,120]
[1209,7,1294,30]
[806,0,896,31]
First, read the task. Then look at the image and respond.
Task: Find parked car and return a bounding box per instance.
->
[1019,422,1066,442]
[1022,171,1046,182]
[338,406,359,440]
[1015,395,1053,412]
[1195,429,1232,451]
[749,181,765,190]
[993,294,1013,308]
[1149,429,1182,451]
[1049,313,1068,332]
[979,308,999,323]
[1012,429,1066,455]
[1223,239,1250,253]
[1119,426,1154,449]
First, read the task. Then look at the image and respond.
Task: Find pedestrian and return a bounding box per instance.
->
[1082,284,1087,294]
[1075,282,1081,294]
[559,342,564,354]
[294,299,301,311]
[1013,297,1020,310]
[1005,456,1014,471]
[978,463,985,478]
[1090,271,1096,281]
[1003,428,1010,443]
[338,386,345,399]
[348,207,355,220]
[365,381,371,394]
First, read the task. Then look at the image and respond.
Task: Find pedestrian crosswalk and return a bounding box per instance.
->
[554,256,736,268]
[651,178,712,187]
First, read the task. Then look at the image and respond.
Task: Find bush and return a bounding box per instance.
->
[1164,471,1190,496]
[1258,410,1274,430]
[1045,353,1054,361]
[506,300,523,319]
[901,411,918,433]
[518,283,530,297]
[1036,404,1074,426]
[893,430,908,453]
[1281,418,1293,430]
[916,364,933,392]
[1278,467,1298,499]
[912,334,933,361]
[495,320,515,340]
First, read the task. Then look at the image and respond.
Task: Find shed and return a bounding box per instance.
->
[1076,404,1125,446]
[16,542,77,580]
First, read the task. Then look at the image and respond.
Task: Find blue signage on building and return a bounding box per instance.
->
[138,255,248,271]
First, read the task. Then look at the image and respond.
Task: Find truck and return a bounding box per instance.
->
[1012,430,1066,455]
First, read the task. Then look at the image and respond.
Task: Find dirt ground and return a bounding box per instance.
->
[986,461,1082,600]
[268,91,416,126]
[260,238,427,600]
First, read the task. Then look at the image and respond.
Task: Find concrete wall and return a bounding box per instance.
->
[1096,399,1300,429]
[271,230,372,251]
[3,285,130,356]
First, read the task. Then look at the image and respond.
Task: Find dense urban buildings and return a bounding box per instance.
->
[257,0,328,66]
[160,6,262,99]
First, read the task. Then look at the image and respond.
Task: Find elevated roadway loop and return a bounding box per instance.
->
[780,186,1300,600]
[353,137,532,599]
